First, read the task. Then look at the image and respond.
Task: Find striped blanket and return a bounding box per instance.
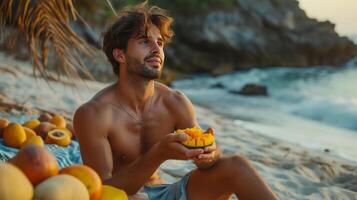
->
[0,139,82,168]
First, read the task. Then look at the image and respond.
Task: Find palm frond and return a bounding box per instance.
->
[0,0,95,81]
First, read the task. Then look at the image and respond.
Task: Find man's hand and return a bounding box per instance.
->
[192,142,220,169]
[192,128,220,169]
[156,133,204,161]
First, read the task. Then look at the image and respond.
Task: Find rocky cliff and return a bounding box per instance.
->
[162,0,357,75]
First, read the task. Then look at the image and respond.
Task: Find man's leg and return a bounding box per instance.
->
[186,155,279,200]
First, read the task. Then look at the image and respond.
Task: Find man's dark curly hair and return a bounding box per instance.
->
[103,2,174,76]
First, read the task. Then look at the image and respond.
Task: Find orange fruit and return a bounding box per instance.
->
[22,136,44,148]
[56,127,73,139]
[9,145,59,185]
[23,119,41,130]
[23,127,36,139]
[50,115,67,128]
[45,129,71,147]
[3,123,27,148]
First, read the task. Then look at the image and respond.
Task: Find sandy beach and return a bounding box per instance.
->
[1,53,357,200]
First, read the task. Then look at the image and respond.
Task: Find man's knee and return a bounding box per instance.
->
[218,155,254,177]
[230,155,251,167]
[220,155,250,168]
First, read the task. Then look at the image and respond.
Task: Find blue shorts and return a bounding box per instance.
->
[143,172,192,200]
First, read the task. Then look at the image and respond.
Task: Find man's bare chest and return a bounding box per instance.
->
[108,109,175,165]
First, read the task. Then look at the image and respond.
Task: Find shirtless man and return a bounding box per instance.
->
[73,2,279,200]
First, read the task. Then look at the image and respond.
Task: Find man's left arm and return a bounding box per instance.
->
[171,90,221,170]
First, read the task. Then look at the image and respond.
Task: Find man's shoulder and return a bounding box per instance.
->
[155,82,188,104]
[155,81,191,109]
[76,84,115,116]
[74,100,112,124]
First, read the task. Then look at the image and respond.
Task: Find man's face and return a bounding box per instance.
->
[124,25,165,79]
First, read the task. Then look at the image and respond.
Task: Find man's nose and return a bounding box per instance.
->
[150,42,160,54]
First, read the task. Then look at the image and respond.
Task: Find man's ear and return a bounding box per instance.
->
[113,48,125,64]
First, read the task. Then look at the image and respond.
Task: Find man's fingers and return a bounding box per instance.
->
[166,133,188,143]
[204,145,216,152]
[193,157,213,164]
[197,152,214,159]
[185,148,204,158]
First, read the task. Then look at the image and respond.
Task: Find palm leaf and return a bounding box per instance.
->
[0,0,95,81]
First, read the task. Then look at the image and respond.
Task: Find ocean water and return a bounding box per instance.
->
[172,63,357,162]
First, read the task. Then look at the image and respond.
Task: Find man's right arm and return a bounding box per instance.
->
[73,103,203,195]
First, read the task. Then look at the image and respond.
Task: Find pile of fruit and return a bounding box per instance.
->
[0,144,128,200]
[0,113,76,148]
[176,127,215,148]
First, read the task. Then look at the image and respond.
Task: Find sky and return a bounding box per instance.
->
[298,0,357,36]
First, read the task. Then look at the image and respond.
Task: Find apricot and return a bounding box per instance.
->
[57,127,73,139]
[10,144,59,185]
[22,135,44,148]
[38,113,52,122]
[34,122,56,139]
[23,119,41,130]
[50,115,67,128]
[60,164,102,200]
[3,123,27,148]
[23,127,37,139]
[45,129,71,147]
[0,118,9,137]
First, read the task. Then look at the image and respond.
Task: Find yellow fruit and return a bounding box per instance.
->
[23,119,41,130]
[23,127,37,139]
[57,127,73,139]
[45,129,71,147]
[60,164,102,200]
[0,163,33,200]
[99,185,128,200]
[50,115,67,128]
[34,174,89,200]
[0,118,10,137]
[3,123,27,148]
[22,135,44,148]
[176,127,215,148]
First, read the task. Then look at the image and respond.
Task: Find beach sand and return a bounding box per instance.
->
[0,53,356,199]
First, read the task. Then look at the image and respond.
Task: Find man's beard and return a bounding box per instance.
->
[125,54,162,79]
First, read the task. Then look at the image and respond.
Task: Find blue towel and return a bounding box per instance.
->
[0,138,83,168]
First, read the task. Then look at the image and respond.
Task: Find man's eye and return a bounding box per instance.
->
[157,41,164,47]
[141,40,149,44]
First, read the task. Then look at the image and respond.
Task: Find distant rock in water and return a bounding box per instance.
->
[165,0,357,75]
[229,84,268,96]
[210,82,225,89]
